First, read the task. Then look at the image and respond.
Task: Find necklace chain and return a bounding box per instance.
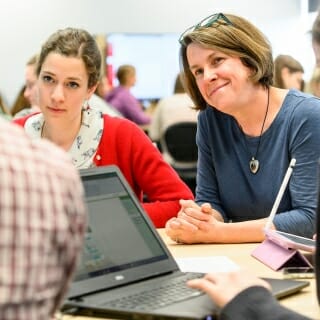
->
[243,87,270,174]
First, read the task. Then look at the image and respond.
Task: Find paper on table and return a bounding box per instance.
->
[175,256,239,273]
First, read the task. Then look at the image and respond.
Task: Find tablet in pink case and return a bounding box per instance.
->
[251,238,313,271]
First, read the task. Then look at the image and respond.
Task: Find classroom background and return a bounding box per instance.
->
[0,0,317,107]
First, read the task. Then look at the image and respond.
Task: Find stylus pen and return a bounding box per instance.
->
[265,158,296,230]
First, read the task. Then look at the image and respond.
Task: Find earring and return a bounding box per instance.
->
[83,99,89,110]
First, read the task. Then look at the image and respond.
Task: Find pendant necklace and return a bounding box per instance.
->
[244,88,270,174]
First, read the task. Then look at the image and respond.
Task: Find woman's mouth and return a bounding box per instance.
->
[209,82,228,97]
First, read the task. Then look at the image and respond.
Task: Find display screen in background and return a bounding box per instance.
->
[106,33,180,107]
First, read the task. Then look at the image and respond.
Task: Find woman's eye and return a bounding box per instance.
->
[42,75,53,83]
[212,57,224,65]
[68,82,79,89]
[194,69,203,77]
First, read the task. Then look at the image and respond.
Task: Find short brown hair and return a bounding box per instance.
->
[116,65,135,85]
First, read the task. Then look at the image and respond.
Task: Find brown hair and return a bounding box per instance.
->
[312,12,320,44]
[27,54,39,67]
[174,73,186,94]
[116,65,135,85]
[0,93,10,115]
[37,28,101,89]
[309,67,320,96]
[179,13,274,110]
[273,54,304,89]
[10,85,31,116]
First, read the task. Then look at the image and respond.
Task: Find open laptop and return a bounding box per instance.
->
[62,165,309,320]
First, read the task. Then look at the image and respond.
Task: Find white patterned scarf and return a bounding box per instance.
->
[24,107,103,169]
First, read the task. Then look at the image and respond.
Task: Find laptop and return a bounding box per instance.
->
[62,165,310,320]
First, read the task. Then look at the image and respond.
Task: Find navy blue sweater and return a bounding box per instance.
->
[196,89,320,237]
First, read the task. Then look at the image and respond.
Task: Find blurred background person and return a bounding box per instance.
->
[149,73,199,195]
[306,67,320,98]
[11,54,40,119]
[312,11,320,67]
[149,72,198,159]
[0,92,11,120]
[149,72,198,146]
[10,85,30,118]
[89,75,123,117]
[105,64,151,125]
[273,54,304,91]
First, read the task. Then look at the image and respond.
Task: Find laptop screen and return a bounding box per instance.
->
[71,168,173,291]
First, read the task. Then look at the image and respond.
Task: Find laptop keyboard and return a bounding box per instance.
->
[105,272,204,310]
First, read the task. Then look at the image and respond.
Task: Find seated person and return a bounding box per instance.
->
[165,13,320,244]
[90,75,123,117]
[308,67,320,98]
[105,64,151,125]
[0,92,11,120]
[273,54,304,91]
[149,72,198,166]
[12,54,41,119]
[10,85,30,118]
[0,118,86,319]
[13,27,194,228]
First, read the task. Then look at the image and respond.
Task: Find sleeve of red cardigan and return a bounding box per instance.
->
[127,122,194,227]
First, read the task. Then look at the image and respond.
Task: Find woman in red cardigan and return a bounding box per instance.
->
[13,27,194,227]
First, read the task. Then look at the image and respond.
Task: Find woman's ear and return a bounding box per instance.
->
[86,84,98,100]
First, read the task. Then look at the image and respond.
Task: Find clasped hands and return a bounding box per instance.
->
[165,199,224,244]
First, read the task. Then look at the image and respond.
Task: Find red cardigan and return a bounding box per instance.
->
[13,114,194,227]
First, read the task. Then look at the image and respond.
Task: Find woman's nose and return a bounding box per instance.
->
[203,67,217,81]
[51,84,65,101]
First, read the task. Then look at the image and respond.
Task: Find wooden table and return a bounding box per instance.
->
[61,229,319,319]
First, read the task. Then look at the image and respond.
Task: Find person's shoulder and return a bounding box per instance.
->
[12,107,34,120]
[103,113,141,130]
[198,104,227,120]
[286,89,320,105]
[285,89,320,114]
[12,111,40,126]
[106,86,125,97]
[89,94,123,117]
[279,90,320,132]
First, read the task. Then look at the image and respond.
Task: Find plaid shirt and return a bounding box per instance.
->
[0,119,86,319]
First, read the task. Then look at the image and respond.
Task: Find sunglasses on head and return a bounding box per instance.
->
[179,13,232,46]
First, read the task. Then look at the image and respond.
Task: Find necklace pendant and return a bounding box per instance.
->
[249,157,259,174]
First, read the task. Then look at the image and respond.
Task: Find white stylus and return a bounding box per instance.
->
[265,158,296,231]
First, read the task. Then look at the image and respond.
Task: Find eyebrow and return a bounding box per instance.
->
[41,70,83,82]
[189,52,218,72]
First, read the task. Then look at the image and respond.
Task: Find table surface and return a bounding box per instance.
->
[61,229,319,320]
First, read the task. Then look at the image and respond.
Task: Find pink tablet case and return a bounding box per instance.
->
[251,238,313,271]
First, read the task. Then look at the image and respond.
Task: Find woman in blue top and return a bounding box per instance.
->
[165,13,320,244]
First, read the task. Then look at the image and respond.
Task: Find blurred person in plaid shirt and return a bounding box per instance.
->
[0,118,86,319]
